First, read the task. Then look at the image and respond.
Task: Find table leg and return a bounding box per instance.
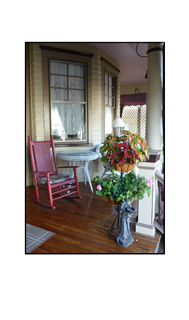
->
[84,161,93,193]
[83,167,87,185]
[67,159,93,193]
[69,161,74,178]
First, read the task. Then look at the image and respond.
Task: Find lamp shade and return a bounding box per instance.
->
[112,117,125,127]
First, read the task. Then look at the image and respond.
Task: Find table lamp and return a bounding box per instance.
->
[112,117,128,136]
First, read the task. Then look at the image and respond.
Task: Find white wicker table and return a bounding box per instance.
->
[57,151,98,193]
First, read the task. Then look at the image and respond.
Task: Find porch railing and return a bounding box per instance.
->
[154,168,164,234]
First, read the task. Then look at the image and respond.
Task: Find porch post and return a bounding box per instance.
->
[146,42,163,150]
[135,150,162,237]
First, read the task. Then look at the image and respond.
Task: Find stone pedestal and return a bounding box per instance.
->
[135,150,162,237]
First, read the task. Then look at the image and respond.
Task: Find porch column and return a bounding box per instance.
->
[146,42,163,150]
[135,150,162,237]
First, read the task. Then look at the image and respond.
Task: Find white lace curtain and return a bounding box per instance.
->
[51,103,86,139]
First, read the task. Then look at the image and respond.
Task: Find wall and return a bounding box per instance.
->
[26,44,33,186]
[29,43,44,141]
[26,43,120,186]
[120,82,147,95]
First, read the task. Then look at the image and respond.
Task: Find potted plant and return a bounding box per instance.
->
[93,167,153,248]
[93,168,153,205]
[100,130,151,172]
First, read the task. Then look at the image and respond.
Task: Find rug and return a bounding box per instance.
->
[26,224,54,253]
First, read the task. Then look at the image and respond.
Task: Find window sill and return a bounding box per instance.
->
[54,143,93,147]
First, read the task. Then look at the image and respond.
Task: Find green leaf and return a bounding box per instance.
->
[93,176,100,181]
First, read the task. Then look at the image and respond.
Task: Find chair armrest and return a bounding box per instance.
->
[34,171,52,176]
[34,171,51,174]
[34,171,51,181]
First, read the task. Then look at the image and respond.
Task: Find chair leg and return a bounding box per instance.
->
[58,185,63,195]
[34,180,40,202]
[47,175,56,209]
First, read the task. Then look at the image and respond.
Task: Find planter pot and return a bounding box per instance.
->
[103,196,134,205]
[112,163,136,173]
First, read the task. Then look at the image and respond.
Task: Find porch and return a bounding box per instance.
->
[26,182,162,254]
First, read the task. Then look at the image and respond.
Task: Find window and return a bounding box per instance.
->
[41,46,92,145]
[50,61,87,142]
[101,58,119,140]
[105,72,116,136]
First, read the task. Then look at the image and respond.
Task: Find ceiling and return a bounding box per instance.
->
[87,42,149,85]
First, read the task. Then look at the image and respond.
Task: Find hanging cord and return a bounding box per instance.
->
[136,43,148,58]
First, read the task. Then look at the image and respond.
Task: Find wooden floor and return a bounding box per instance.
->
[26,182,162,254]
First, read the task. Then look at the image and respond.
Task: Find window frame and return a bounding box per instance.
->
[50,60,87,142]
[41,47,93,146]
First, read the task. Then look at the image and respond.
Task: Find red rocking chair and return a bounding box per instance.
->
[28,135,82,209]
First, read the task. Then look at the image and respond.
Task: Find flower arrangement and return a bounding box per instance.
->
[93,168,153,203]
[100,130,150,168]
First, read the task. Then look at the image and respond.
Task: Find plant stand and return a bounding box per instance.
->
[105,205,122,238]
[105,198,135,248]
[116,212,134,248]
